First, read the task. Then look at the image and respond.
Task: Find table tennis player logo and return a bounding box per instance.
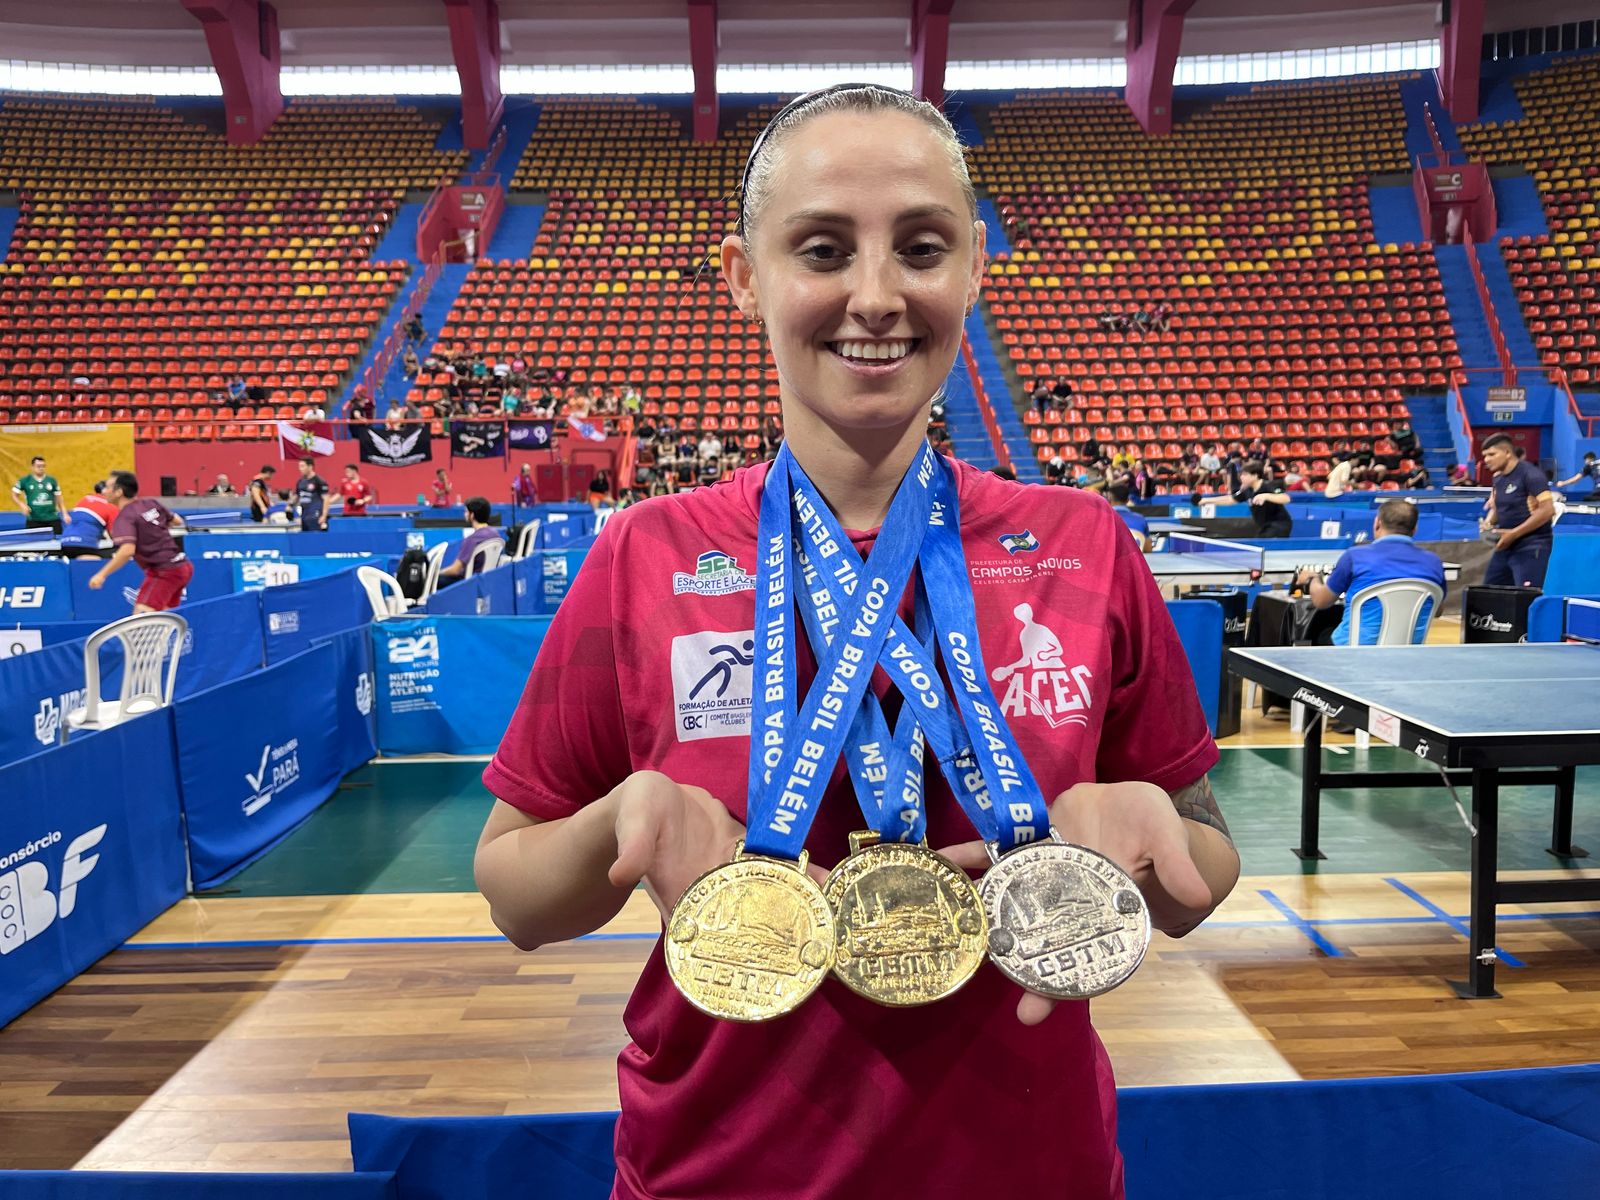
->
[355,672,374,717]
[0,824,107,958]
[998,530,1040,555]
[673,549,756,597]
[243,739,300,816]
[672,629,755,741]
[991,604,1094,729]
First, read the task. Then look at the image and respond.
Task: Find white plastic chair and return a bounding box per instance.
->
[418,541,447,604]
[509,519,540,561]
[357,565,409,619]
[64,611,188,743]
[464,537,504,577]
[1292,578,1444,747]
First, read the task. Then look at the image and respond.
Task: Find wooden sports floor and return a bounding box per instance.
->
[5,615,1600,1173]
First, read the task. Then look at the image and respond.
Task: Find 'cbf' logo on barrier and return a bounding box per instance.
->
[34,691,87,747]
[0,825,107,956]
[355,672,374,716]
[243,740,301,816]
[0,586,47,608]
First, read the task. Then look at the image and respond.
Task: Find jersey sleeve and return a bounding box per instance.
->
[1525,463,1550,498]
[110,508,136,546]
[1095,524,1220,792]
[1325,548,1354,598]
[483,526,630,821]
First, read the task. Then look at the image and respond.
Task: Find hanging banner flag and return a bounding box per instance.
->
[567,416,607,443]
[358,424,433,468]
[450,422,506,459]
[277,420,334,460]
[508,420,555,451]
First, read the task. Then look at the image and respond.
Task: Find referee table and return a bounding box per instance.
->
[1229,608,1600,999]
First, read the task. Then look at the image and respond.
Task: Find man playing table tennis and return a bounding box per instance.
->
[1295,500,1446,645]
[1234,461,1293,538]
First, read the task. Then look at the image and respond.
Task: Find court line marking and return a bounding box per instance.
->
[1383,877,1527,969]
[1256,889,1345,957]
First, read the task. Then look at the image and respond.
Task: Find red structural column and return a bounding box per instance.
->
[1124,0,1194,136]
[1438,0,1484,123]
[181,0,284,144]
[443,0,504,152]
[912,0,954,110]
[687,0,718,142]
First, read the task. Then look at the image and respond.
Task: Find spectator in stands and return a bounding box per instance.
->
[207,473,236,495]
[339,464,374,517]
[402,346,421,380]
[588,473,612,511]
[432,468,454,509]
[512,464,537,508]
[384,404,407,431]
[501,387,522,416]
[1283,464,1307,492]
[438,496,503,583]
[1235,461,1293,538]
[1557,451,1600,498]
[1198,443,1223,488]
[404,313,425,344]
[1323,451,1355,498]
[1296,500,1446,646]
[12,455,64,532]
[1402,462,1431,489]
[1106,483,1149,550]
[301,400,326,421]
[1043,450,1068,486]
[89,471,192,613]
[1078,431,1100,464]
[1392,420,1419,460]
[1097,310,1130,333]
[1145,301,1172,333]
[1449,463,1471,486]
[348,386,375,426]
[1051,378,1074,409]
[247,465,276,522]
[1481,432,1555,588]
[58,485,120,559]
[1351,446,1387,486]
[672,453,698,493]
[1223,444,1247,492]
[293,458,331,532]
[226,375,248,406]
[635,440,660,496]
[1031,382,1053,420]
[697,430,722,462]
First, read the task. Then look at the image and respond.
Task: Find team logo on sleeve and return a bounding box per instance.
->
[998,530,1040,554]
[671,629,754,741]
[990,603,1094,729]
[673,550,756,597]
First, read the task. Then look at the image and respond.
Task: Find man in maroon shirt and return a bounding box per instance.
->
[88,470,193,612]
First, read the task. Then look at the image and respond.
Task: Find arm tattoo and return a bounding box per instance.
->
[1169,774,1233,845]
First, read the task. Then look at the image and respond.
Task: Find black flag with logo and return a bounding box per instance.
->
[358,424,433,468]
[450,421,506,459]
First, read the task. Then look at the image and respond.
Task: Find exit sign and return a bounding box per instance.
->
[1491,410,1515,423]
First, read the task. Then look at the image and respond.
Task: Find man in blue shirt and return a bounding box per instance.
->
[1106,483,1149,550]
[1481,434,1555,588]
[1297,499,1446,645]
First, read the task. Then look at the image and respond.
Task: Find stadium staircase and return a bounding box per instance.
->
[0,197,18,261]
[1367,184,1423,245]
[1400,393,1456,475]
[963,310,1043,482]
[483,202,545,261]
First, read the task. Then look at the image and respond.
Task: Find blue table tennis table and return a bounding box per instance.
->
[1143,534,1460,597]
[1227,639,1600,998]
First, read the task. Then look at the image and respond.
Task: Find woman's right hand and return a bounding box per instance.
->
[608,771,746,922]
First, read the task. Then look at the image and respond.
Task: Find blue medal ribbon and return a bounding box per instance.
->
[744,443,937,859]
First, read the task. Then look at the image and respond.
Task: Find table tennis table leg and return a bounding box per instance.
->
[1548,766,1586,859]
[1451,766,1501,1000]
[1293,711,1326,860]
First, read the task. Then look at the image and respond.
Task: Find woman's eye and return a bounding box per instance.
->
[905,242,947,261]
[799,243,843,263]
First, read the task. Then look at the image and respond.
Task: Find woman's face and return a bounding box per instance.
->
[723,109,983,438]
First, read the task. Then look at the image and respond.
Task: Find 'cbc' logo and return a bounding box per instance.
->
[0,586,46,608]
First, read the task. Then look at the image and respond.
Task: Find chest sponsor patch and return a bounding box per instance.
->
[671,629,755,742]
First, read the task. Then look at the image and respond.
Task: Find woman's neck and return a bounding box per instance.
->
[780,409,929,531]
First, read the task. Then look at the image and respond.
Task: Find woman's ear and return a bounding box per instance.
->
[968,220,987,312]
[721,233,761,323]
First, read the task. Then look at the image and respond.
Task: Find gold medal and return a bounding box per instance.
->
[823,831,988,1007]
[665,841,835,1022]
[980,834,1151,1000]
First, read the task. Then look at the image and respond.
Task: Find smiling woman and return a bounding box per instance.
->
[473,83,1237,1200]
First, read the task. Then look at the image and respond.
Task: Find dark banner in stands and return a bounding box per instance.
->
[174,641,362,889]
[372,616,552,755]
[449,423,506,459]
[507,420,555,451]
[358,424,433,468]
[258,568,371,664]
[0,637,124,767]
[0,710,187,1027]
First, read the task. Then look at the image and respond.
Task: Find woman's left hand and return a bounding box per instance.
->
[938,781,1214,1026]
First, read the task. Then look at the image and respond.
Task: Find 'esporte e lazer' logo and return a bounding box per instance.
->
[243,740,300,816]
[0,824,106,955]
[673,550,756,597]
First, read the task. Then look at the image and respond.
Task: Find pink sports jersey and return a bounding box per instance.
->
[486,458,1218,1200]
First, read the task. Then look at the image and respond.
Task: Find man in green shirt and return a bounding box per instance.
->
[11,456,64,532]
